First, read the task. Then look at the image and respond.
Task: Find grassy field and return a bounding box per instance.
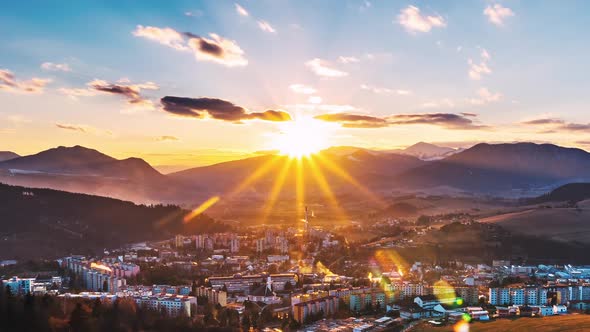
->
[477,207,590,244]
[412,314,590,332]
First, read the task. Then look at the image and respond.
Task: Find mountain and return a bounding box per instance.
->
[0,151,20,162]
[0,183,227,260]
[170,148,425,198]
[399,142,458,160]
[397,143,590,193]
[0,145,163,180]
[0,146,196,204]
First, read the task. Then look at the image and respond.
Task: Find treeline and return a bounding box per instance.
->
[0,286,236,332]
[0,183,231,259]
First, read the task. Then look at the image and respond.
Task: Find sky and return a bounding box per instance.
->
[2,0,590,170]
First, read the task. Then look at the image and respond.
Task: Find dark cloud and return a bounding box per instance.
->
[314,112,487,130]
[160,96,292,123]
[314,113,389,128]
[461,112,478,117]
[184,33,224,57]
[55,123,88,132]
[521,118,590,133]
[88,80,158,109]
[388,113,487,130]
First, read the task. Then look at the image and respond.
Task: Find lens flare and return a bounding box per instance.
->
[90,262,112,273]
[184,196,220,222]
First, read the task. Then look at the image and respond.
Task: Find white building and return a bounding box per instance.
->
[1,276,35,295]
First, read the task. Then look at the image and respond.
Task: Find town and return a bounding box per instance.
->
[3,219,590,332]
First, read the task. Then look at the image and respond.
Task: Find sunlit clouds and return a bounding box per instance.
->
[484,4,515,26]
[305,58,348,77]
[0,69,51,94]
[468,48,492,80]
[133,25,247,67]
[234,3,249,17]
[132,25,187,50]
[160,96,292,122]
[257,20,277,33]
[314,112,488,130]
[397,5,446,33]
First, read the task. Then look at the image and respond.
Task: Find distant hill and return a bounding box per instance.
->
[0,145,163,180]
[397,143,590,193]
[0,146,200,204]
[530,183,590,204]
[0,183,228,260]
[0,151,20,162]
[398,142,458,160]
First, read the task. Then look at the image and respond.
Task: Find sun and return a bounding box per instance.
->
[274,116,331,158]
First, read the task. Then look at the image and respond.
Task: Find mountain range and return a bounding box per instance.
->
[2,142,590,204]
[0,151,20,162]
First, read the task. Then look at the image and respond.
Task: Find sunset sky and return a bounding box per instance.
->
[2,1,590,170]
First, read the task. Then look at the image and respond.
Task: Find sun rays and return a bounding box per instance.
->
[182,116,386,227]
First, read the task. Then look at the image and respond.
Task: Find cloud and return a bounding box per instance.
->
[184,10,203,17]
[133,25,247,67]
[257,20,276,33]
[132,25,187,50]
[397,5,446,33]
[360,84,411,95]
[0,69,51,94]
[185,33,248,67]
[87,79,159,109]
[289,83,317,94]
[235,3,249,16]
[58,87,98,100]
[468,87,502,105]
[484,4,514,26]
[314,113,389,128]
[41,62,71,72]
[389,113,487,130]
[55,123,95,133]
[160,96,292,123]
[521,118,590,133]
[305,58,348,77]
[156,135,180,142]
[314,112,486,130]
[468,48,492,80]
[308,96,322,104]
[338,56,360,64]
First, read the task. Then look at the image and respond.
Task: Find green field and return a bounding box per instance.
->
[412,314,590,332]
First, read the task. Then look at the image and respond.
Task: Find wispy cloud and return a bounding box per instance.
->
[41,62,71,72]
[257,20,276,33]
[289,84,317,94]
[55,123,94,133]
[360,84,411,95]
[185,10,204,17]
[305,58,348,78]
[133,25,247,67]
[468,87,502,105]
[484,4,514,26]
[0,69,51,94]
[160,96,292,123]
[338,56,360,64]
[155,135,180,142]
[235,3,249,17]
[314,111,487,130]
[314,113,389,128]
[521,117,590,133]
[397,5,446,33]
[468,48,492,80]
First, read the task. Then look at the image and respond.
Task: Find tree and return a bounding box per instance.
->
[69,303,92,332]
